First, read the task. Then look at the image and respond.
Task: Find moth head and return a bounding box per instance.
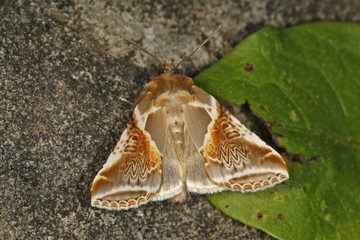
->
[163,60,176,74]
[158,61,181,75]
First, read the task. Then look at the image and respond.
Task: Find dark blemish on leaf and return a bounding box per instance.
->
[225,205,229,208]
[283,153,303,163]
[245,63,254,71]
[277,213,284,220]
[306,155,321,164]
[279,151,321,164]
[257,212,263,219]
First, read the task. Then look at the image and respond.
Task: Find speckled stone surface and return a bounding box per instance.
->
[1,0,359,239]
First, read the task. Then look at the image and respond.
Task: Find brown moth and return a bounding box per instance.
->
[91,27,289,210]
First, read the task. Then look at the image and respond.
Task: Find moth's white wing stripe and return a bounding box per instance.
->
[91,174,160,202]
[135,106,161,130]
[228,115,269,148]
[206,165,288,183]
[188,98,218,119]
[99,126,130,170]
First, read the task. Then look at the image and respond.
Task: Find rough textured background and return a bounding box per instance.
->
[1,0,359,239]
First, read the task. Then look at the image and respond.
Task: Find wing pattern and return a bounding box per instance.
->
[200,104,289,192]
[91,116,162,210]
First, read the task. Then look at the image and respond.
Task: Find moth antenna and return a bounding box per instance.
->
[175,25,221,69]
[125,39,165,68]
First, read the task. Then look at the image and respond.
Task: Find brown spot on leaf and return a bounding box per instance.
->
[257,212,263,219]
[277,213,284,220]
[245,63,254,71]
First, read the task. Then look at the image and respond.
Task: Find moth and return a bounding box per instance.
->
[91,27,289,210]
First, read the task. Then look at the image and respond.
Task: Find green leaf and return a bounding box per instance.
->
[194,22,360,239]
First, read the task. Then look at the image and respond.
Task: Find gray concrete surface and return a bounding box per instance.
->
[1,0,359,239]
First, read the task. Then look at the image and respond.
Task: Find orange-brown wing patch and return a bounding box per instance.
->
[91,117,162,210]
[201,105,289,192]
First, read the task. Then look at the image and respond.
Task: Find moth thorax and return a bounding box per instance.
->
[164,104,185,145]
[169,121,185,145]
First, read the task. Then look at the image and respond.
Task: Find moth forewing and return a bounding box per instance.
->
[90,114,163,210]
[200,104,289,192]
